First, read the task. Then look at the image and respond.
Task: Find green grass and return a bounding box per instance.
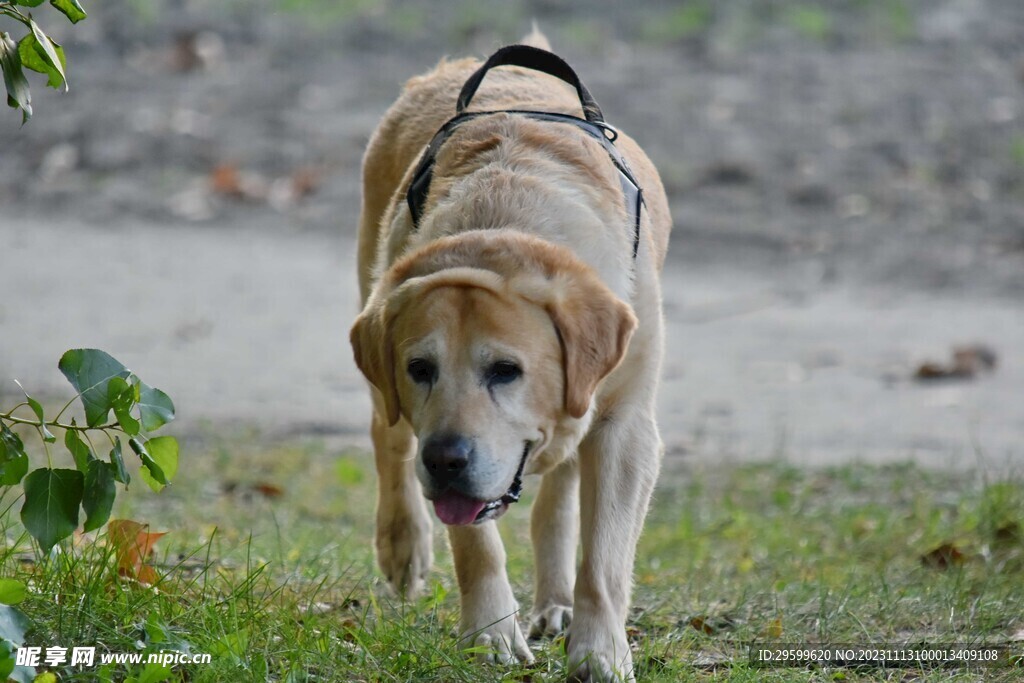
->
[878,0,915,42]
[1010,135,1024,168]
[272,0,378,26]
[783,5,833,43]
[638,2,715,45]
[1,438,1022,681]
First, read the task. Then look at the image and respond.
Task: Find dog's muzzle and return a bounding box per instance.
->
[472,441,530,524]
[429,442,531,526]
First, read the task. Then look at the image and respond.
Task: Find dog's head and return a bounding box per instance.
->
[351,232,635,525]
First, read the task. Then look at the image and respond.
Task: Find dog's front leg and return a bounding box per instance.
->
[530,457,579,638]
[448,522,534,664]
[372,410,433,598]
[569,413,661,683]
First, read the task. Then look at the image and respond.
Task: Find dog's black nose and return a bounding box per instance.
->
[422,433,472,482]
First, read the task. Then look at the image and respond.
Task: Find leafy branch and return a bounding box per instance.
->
[0,412,120,432]
[0,349,179,554]
[1,0,87,123]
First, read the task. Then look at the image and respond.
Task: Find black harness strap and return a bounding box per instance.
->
[456,44,605,124]
[405,44,645,259]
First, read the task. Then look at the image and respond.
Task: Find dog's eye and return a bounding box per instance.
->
[407,358,437,385]
[486,361,522,386]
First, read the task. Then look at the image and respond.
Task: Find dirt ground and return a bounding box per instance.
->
[2,0,1022,470]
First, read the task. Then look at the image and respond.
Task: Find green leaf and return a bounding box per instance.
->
[135,437,176,492]
[137,380,175,432]
[0,637,34,683]
[146,436,177,485]
[82,460,115,532]
[0,580,27,606]
[0,423,29,486]
[13,1,46,7]
[108,438,129,485]
[129,438,166,489]
[0,640,13,681]
[0,605,27,644]
[64,425,93,472]
[140,614,193,658]
[58,349,131,428]
[17,33,66,89]
[20,468,84,554]
[27,19,66,90]
[144,613,167,644]
[213,629,249,660]
[108,376,140,436]
[8,380,58,445]
[12,380,54,441]
[50,0,87,23]
[136,663,171,683]
[1,31,32,123]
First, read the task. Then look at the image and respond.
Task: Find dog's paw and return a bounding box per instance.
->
[567,650,635,683]
[529,603,573,639]
[460,584,534,665]
[460,618,534,665]
[566,624,634,683]
[375,505,432,598]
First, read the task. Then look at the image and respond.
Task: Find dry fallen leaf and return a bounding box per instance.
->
[915,344,998,381]
[915,361,957,380]
[688,614,736,635]
[108,519,167,585]
[689,615,714,635]
[920,542,965,569]
[209,164,267,201]
[252,482,285,498]
[340,616,360,642]
[209,163,244,198]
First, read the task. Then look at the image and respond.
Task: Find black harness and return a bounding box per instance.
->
[405,44,646,258]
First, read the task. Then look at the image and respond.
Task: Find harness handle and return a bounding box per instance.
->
[456,44,605,124]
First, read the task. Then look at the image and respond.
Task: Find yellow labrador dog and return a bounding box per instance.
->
[350,30,671,682]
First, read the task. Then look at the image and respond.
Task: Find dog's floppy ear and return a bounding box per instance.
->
[546,277,637,419]
[350,300,400,426]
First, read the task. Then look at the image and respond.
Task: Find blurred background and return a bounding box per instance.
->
[1,0,1022,469]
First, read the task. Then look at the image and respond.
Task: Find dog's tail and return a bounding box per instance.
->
[520,21,551,51]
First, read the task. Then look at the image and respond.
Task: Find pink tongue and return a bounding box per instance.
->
[433,491,488,526]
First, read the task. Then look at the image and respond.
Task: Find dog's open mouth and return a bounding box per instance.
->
[431,443,530,526]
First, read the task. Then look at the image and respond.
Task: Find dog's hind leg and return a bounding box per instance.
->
[372,406,433,598]
[448,522,534,664]
[529,456,578,638]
